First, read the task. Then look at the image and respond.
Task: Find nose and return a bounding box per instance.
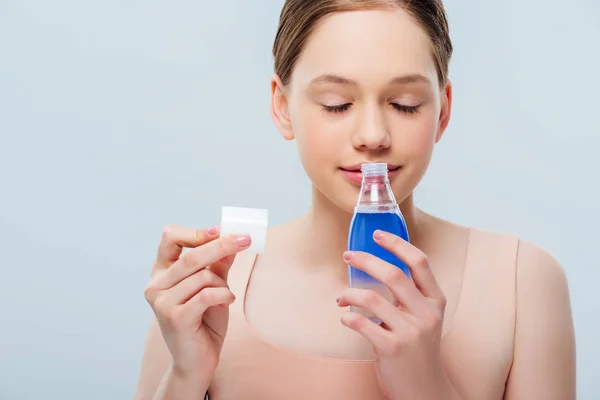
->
[351,105,391,151]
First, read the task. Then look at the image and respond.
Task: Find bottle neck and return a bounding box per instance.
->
[356,175,398,207]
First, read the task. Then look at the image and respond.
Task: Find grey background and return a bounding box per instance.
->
[1,0,598,398]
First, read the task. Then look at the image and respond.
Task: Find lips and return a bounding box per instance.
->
[340,167,400,173]
[340,163,401,173]
[339,163,402,186]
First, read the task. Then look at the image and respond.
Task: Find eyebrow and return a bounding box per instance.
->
[310,73,430,86]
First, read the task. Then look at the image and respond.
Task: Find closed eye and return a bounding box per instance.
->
[322,103,421,114]
[391,103,421,114]
[322,103,352,113]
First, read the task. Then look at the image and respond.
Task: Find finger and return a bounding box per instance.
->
[209,254,237,281]
[157,234,251,289]
[337,288,407,332]
[185,286,236,319]
[155,225,220,270]
[344,250,424,315]
[373,230,444,301]
[163,269,228,306]
[340,311,398,353]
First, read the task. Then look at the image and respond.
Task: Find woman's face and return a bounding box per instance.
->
[271,8,452,214]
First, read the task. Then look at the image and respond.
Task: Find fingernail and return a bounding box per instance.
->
[236,235,251,247]
[374,230,385,239]
[207,225,219,235]
[343,251,354,261]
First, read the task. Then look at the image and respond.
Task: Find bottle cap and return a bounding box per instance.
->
[361,162,388,177]
[220,206,269,254]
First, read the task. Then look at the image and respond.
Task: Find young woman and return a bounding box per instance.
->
[134,1,576,399]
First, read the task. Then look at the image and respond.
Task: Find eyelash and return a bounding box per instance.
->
[322,103,352,113]
[322,103,421,115]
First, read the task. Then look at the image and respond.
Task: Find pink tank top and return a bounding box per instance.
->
[209,228,519,399]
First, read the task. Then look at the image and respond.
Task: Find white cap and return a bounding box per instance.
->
[361,162,388,177]
[220,206,269,254]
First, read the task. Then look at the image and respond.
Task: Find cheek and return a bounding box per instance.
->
[392,114,439,159]
[292,106,346,165]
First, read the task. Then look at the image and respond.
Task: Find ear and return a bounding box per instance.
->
[270,74,294,140]
[435,80,452,143]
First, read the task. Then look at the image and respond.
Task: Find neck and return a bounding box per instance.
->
[295,185,425,278]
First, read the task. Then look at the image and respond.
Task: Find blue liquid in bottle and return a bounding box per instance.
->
[347,163,411,322]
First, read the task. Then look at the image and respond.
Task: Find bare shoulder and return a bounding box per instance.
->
[515,239,568,284]
[469,223,568,284]
[513,238,572,325]
[424,210,568,285]
[506,241,575,399]
[450,217,571,304]
[411,214,575,399]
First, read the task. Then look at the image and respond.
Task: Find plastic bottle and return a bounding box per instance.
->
[347,162,411,323]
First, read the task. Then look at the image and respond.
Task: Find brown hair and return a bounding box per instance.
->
[272,0,453,88]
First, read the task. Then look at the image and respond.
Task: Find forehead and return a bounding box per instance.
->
[292,8,438,88]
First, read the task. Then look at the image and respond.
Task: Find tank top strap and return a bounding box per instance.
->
[448,227,520,341]
[227,251,258,313]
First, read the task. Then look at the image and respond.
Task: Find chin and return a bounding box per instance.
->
[395,164,429,200]
[326,192,358,215]
[312,179,358,215]
[335,198,357,215]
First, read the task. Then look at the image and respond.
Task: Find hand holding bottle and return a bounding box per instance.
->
[144,225,251,388]
[338,230,458,400]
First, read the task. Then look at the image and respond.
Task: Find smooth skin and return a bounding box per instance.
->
[339,230,457,399]
[135,226,251,400]
[134,7,575,400]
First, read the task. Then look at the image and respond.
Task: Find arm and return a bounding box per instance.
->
[504,241,576,399]
[133,317,210,400]
[133,317,171,400]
